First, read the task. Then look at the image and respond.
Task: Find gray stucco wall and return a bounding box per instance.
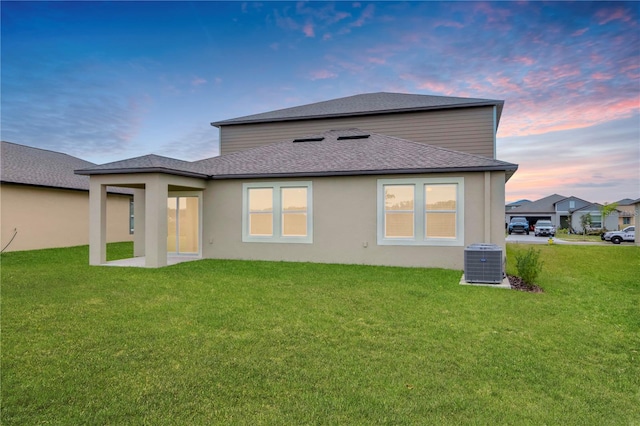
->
[201,171,506,270]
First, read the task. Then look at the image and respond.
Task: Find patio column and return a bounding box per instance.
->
[89,180,107,265]
[145,175,168,267]
[133,188,146,257]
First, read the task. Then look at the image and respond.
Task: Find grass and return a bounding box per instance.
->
[2,243,639,424]
[555,233,606,243]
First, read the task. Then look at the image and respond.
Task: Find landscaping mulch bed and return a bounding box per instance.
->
[508,275,544,293]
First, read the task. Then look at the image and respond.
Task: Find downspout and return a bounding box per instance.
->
[484,171,491,243]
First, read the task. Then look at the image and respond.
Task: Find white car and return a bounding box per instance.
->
[534,220,555,237]
[602,226,635,244]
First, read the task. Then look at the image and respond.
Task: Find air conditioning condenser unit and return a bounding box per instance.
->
[464,244,504,284]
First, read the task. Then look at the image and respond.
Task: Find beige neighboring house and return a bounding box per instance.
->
[615,198,638,229]
[1,141,133,252]
[76,92,518,269]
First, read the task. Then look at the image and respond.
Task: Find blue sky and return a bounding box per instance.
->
[1,1,638,203]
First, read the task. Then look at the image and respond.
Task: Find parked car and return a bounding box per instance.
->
[508,217,529,234]
[534,220,555,237]
[601,226,635,244]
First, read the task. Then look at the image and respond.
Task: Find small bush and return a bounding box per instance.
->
[515,247,543,286]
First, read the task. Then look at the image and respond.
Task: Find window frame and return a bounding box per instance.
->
[377,177,464,246]
[242,182,313,244]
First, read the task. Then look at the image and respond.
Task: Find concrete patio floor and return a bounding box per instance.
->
[103,254,201,268]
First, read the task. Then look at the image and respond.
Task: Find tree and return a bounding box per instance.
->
[580,213,592,235]
[599,202,618,231]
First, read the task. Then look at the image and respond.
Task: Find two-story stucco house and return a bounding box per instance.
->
[76,92,518,269]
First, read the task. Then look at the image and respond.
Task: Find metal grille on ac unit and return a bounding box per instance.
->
[464,244,504,284]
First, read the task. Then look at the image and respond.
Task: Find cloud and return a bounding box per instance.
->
[309,69,337,81]
[271,2,372,38]
[191,76,207,86]
[501,114,640,203]
[302,21,315,37]
[0,56,150,160]
[595,6,634,25]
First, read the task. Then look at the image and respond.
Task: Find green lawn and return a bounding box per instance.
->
[2,243,639,425]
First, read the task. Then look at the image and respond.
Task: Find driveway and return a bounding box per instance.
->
[506,234,607,245]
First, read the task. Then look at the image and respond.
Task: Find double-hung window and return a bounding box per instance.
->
[377,178,464,246]
[243,182,313,243]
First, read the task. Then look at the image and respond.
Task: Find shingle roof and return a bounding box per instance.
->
[75,154,210,178]
[211,92,504,126]
[507,194,568,214]
[1,141,95,191]
[195,129,517,179]
[615,198,637,206]
[75,129,518,180]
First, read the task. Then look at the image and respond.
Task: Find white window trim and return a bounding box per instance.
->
[377,177,464,246]
[242,182,313,244]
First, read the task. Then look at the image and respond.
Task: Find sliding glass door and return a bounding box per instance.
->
[167,196,199,254]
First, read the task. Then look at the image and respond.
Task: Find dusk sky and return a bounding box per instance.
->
[1,1,638,204]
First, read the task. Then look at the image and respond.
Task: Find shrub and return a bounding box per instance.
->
[515,247,543,287]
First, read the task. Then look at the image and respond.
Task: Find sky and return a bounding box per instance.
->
[1,1,638,204]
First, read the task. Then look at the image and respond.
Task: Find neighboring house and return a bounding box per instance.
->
[76,92,518,269]
[506,199,531,211]
[615,198,637,228]
[0,141,133,252]
[569,203,618,233]
[506,193,622,232]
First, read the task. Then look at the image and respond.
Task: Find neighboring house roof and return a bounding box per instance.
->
[1,141,131,194]
[77,129,518,180]
[1,141,95,191]
[615,198,637,206]
[508,199,532,206]
[211,92,504,127]
[571,203,605,212]
[507,194,568,214]
[506,199,531,210]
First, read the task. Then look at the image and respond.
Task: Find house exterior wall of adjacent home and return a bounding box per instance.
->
[570,209,619,233]
[201,171,506,270]
[219,106,496,158]
[617,204,635,229]
[0,183,132,252]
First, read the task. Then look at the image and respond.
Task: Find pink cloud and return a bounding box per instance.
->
[591,72,612,81]
[413,79,457,96]
[498,98,640,138]
[303,22,315,37]
[572,28,589,37]
[191,77,207,86]
[596,7,633,25]
[512,56,535,66]
[309,69,337,80]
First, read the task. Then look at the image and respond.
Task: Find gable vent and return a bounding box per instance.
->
[293,137,325,143]
[337,134,370,140]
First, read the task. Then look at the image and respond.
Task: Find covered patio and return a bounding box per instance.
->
[76,156,209,268]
